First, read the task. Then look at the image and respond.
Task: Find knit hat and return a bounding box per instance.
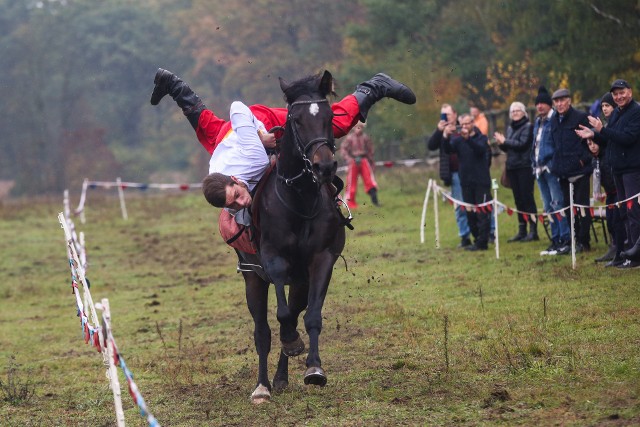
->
[509,101,528,119]
[601,92,615,107]
[535,86,552,106]
[552,88,571,100]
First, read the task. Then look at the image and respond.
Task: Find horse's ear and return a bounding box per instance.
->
[279,77,290,93]
[319,70,333,98]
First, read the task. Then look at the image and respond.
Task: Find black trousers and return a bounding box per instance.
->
[507,167,538,226]
[614,171,640,247]
[560,175,592,247]
[605,191,626,254]
[462,183,492,248]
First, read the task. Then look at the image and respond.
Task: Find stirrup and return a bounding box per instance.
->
[237,261,263,273]
[336,196,354,230]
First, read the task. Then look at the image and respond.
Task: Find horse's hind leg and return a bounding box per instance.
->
[243,270,272,403]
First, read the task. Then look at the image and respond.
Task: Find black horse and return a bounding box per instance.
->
[237,70,346,403]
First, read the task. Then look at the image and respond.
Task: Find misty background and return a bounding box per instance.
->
[1,0,637,196]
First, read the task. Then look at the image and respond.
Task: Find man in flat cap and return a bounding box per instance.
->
[576,79,640,268]
[549,88,593,254]
[532,86,571,255]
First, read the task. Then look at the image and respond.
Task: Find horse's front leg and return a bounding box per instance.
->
[264,254,305,356]
[242,269,272,404]
[303,252,335,386]
[272,349,289,392]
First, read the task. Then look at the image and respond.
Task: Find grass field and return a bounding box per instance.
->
[1,166,638,426]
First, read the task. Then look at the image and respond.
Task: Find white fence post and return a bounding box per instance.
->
[116,177,128,221]
[433,183,440,249]
[492,179,500,260]
[420,179,432,244]
[98,299,126,427]
[570,183,576,270]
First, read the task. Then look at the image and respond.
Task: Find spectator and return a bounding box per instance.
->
[494,102,538,242]
[576,79,640,269]
[471,104,496,241]
[600,92,616,122]
[442,114,492,251]
[340,122,379,208]
[428,104,471,248]
[470,105,489,136]
[587,136,625,266]
[550,88,593,253]
[592,92,625,264]
[531,86,571,256]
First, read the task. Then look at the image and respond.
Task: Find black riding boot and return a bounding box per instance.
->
[508,224,527,242]
[594,242,617,262]
[521,222,539,242]
[353,73,416,122]
[368,188,379,206]
[621,235,640,261]
[150,68,206,130]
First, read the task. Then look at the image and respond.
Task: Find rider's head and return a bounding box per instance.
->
[202,173,252,210]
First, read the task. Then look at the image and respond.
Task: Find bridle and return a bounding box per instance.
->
[276,98,334,186]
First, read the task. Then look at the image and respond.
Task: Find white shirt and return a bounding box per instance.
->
[209,101,270,191]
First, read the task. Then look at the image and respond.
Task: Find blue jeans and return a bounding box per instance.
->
[537,171,570,243]
[451,172,470,238]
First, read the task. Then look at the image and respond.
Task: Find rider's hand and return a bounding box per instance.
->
[258,130,276,149]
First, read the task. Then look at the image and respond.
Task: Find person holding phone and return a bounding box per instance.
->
[428,104,471,248]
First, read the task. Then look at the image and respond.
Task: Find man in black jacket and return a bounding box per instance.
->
[550,88,593,253]
[442,114,492,251]
[577,79,640,269]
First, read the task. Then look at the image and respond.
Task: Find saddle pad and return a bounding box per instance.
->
[218,209,257,254]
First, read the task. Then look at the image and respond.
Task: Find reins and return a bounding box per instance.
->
[270,98,337,219]
[276,98,334,187]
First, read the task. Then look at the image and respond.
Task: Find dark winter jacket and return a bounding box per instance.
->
[549,106,593,179]
[593,99,640,175]
[498,117,533,170]
[428,127,459,186]
[442,129,491,188]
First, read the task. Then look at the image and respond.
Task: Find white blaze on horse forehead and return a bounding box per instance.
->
[309,103,320,116]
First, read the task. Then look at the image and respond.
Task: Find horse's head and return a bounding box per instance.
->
[279,70,336,186]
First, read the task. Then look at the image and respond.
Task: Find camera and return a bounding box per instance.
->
[440,112,447,121]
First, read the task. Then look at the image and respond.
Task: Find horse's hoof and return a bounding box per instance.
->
[250,384,271,404]
[281,335,305,357]
[272,378,288,393]
[303,367,327,386]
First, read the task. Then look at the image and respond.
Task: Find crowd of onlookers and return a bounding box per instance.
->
[428,79,640,270]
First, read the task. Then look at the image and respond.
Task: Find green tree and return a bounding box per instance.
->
[0,0,186,194]
[483,0,640,101]
[178,0,358,112]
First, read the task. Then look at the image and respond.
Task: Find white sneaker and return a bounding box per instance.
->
[540,243,556,256]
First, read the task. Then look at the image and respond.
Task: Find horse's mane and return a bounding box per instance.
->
[281,72,337,104]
